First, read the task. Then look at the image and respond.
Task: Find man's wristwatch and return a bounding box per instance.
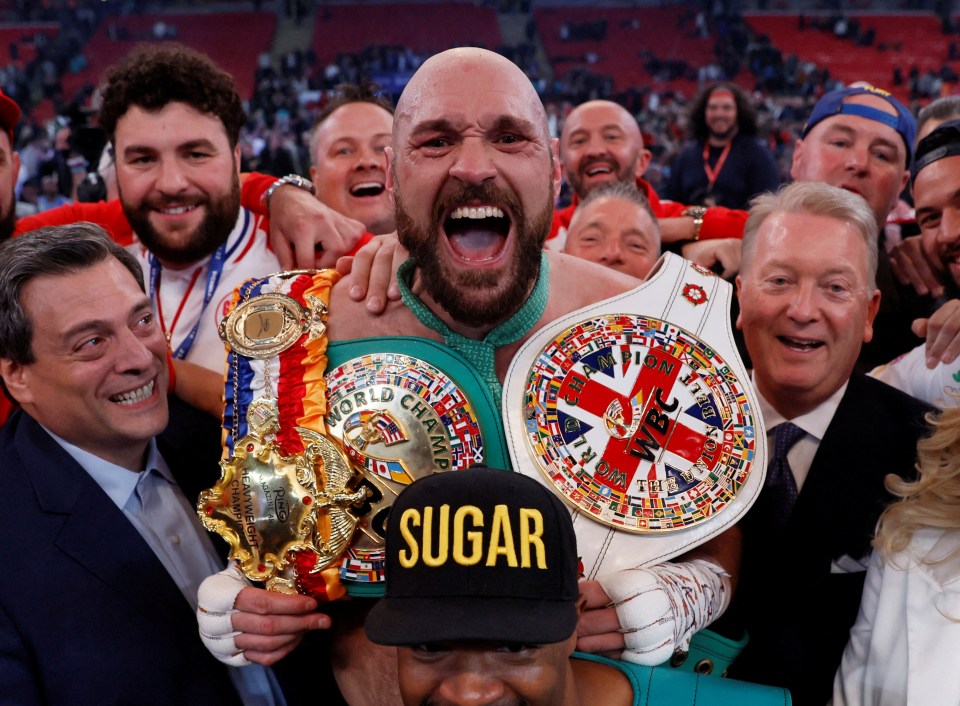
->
[263,174,316,211]
[681,205,707,241]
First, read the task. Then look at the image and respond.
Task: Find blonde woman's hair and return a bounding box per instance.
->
[875,407,960,561]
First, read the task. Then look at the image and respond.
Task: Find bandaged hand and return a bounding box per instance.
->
[197,565,253,666]
[595,559,731,666]
[197,565,330,667]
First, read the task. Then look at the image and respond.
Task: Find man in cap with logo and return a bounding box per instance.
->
[365,466,790,706]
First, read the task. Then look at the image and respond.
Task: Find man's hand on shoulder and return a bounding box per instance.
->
[914,298,960,367]
[268,184,366,269]
[336,232,406,314]
[681,238,742,279]
[890,234,945,299]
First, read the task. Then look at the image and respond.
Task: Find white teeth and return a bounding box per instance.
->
[354,181,382,189]
[111,380,155,405]
[780,337,821,350]
[161,206,194,215]
[449,206,505,220]
[587,166,612,176]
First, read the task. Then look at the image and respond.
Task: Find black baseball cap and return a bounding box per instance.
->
[365,467,580,646]
[912,118,960,185]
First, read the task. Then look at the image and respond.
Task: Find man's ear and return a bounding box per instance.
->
[734,275,744,330]
[862,288,882,344]
[0,358,30,406]
[635,148,652,180]
[385,146,395,193]
[789,138,805,181]
[551,138,562,202]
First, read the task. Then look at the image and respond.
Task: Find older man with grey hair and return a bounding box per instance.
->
[712,181,933,704]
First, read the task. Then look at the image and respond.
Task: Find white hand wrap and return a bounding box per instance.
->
[197,564,252,667]
[598,558,731,666]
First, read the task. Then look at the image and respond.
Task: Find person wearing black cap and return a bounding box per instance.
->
[872,119,960,406]
[366,467,791,706]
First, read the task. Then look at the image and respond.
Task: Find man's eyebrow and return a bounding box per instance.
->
[824,122,900,151]
[868,135,901,153]
[822,124,857,139]
[408,118,459,138]
[178,139,219,152]
[580,218,610,231]
[60,296,153,342]
[123,139,218,157]
[489,115,537,135]
[917,189,960,218]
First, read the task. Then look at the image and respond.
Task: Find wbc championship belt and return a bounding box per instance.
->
[199,270,507,599]
[503,252,766,579]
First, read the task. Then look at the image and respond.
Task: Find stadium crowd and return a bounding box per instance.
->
[6,2,960,706]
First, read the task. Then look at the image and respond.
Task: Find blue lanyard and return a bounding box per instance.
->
[149,239,229,361]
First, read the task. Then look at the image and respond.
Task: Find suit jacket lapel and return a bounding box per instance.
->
[19,415,194,621]
[797,374,900,563]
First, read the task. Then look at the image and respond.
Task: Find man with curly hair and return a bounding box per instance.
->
[663,83,780,210]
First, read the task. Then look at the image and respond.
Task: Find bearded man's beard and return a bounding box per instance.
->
[568,151,639,199]
[395,180,553,329]
[121,170,241,265]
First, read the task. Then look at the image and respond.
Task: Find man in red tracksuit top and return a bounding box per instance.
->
[550,100,748,250]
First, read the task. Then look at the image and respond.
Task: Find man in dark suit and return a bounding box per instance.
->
[0,224,322,704]
[714,181,933,705]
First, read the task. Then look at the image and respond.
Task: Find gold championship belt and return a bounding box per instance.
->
[503,253,767,579]
[198,270,368,599]
[198,273,508,599]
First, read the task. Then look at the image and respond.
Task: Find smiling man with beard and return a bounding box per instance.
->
[94,45,285,418]
[196,47,742,706]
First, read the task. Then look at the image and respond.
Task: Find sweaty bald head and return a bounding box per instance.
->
[393,47,551,153]
[559,100,649,199]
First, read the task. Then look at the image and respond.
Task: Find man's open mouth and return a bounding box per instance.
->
[777,336,824,352]
[443,204,511,262]
[584,164,614,178]
[350,181,386,198]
